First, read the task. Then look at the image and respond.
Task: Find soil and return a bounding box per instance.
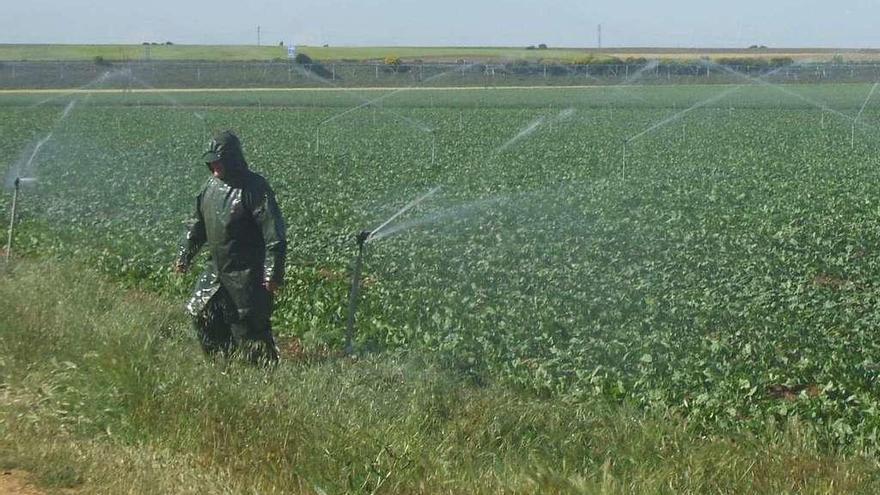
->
[812,274,849,290]
[277,336,345,364]
[767,384,821,401]
[0,470,46,495]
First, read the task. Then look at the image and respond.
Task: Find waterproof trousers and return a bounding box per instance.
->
[193,286,279,365]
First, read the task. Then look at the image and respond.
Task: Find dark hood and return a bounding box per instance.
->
[201,130,249,179]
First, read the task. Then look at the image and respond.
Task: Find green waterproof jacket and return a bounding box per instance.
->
[177,138,287,320]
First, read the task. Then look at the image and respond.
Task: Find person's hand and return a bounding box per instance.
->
[173,262,188,274]
[265,280,281,295]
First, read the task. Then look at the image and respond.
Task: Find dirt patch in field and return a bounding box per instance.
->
[317,267,346,283]
[0,470,46,495]
[316,267,376,288]
[812,274,850,290]
[277,336,345,364]
[767,384,821,401]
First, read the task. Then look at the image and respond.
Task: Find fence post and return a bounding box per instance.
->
[332,64,335,80]
[375,65,379,79]
[543,65,547,78]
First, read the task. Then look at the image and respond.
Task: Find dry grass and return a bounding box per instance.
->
[1,259,879,493]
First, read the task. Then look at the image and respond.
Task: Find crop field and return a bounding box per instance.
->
[4,81,880,451]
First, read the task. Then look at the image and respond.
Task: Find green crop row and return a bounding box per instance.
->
[4,83,880,450]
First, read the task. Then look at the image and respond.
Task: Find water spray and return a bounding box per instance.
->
[852,122,856,150]
[368,187,442,241]
[5,178,21,269]
[315,126,321,154]
[625,63,794,147]
[852,81,878,150]
[307,64,478,157]
[705,60,857,126]
[343,186,441,354]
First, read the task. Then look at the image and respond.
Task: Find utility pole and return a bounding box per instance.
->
[257,25,261,46]
[597,24,602,51]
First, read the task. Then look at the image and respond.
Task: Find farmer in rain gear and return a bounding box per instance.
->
[175,130,287,364]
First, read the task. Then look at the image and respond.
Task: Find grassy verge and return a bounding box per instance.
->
[0,258,879,493]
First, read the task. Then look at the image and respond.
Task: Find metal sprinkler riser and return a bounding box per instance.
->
[5,178,21,268]
[345,230,372,355]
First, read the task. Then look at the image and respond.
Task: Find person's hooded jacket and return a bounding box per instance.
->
[177,131,287,320]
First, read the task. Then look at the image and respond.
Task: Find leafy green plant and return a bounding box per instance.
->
[4,82,880,450]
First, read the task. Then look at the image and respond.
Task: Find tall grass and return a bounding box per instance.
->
[1,259,878,493]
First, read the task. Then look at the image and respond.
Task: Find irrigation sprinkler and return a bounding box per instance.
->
[5,178,20,269]
[621,139,629,182]
[345,229,371,355]
[431,132,436,166]
[343,186,441,354]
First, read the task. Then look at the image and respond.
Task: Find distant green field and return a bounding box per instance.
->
[301,45,602,62]
[0,44,286,62]
[0,44,608,62]
[300,46,874,63]
[2,44,874,63]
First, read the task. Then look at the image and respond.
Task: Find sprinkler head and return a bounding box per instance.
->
[13,177,20,189]
[356,230,372,246]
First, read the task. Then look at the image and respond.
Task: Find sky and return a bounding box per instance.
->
[3,0,880,48]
